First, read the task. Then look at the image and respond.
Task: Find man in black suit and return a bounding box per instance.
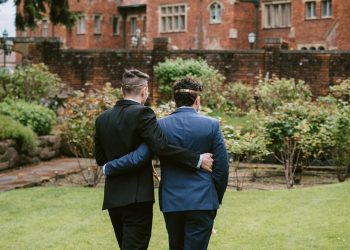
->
[94,69,213,250]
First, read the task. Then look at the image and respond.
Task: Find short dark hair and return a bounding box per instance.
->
[173,78,203,107]
[122,69,149,95]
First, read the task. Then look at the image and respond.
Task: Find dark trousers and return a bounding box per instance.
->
[163,210,217,250]
[108,202,153,250]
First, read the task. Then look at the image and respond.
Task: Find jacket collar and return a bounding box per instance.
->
[115,99,141,106]
[172,107,197,114]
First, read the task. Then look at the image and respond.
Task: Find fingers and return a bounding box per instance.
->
[200,153,214,173]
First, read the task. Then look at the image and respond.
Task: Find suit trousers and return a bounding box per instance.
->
[108,202,153,250]
[163,210,217,250]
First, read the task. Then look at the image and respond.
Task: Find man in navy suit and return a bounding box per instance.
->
[105,77,229,250]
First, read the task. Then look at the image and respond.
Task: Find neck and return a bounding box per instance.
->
[124,96,142,104]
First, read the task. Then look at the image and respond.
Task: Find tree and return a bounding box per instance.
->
[1,0,77,31]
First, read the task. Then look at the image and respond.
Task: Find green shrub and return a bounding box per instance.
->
[223,82,255,114]
[154,58,225,108]
[0,115,38,151]
[256,78,312,114]
[330,79,350,103]
[60,83,120,187]
[5,63,62,103]
[0,98,57,135]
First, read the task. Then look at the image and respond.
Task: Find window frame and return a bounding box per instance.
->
[42,20,48,37]
[94,15,102,35]
[263,2,291,29]
[209,2,222,24]
[77,15,86,35]
[321,0,332,17]
[112,16,120,35]
[305,1,317,19]
[159,3,187,33]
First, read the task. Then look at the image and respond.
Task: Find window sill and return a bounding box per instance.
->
[160,30,186,34]
[94,33,102,36]
[76,33,86,35]
[209,21,222,25]
[305,17,318,20]
[112,33,120,36]
[321,16,333,19]
[263,26,291,30]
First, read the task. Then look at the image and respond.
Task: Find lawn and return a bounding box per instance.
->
[1,182,350,250]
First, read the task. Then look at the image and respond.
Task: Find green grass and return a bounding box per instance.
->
[1,182,350,249]
[209,111,253,128]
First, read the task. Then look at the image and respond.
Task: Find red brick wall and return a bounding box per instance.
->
[20,38,350,101]
[146,0,256,50]
[260,0,350,50]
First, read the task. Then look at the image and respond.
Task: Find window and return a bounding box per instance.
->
[160,4,186,33]
[42,20,48,37]
[306,1,316,19]
[209,2,222,23]
[94,15,102,34]
[113,16,119,35]
[130,17,137,35]
[77,15,85,34]
[264,2,291,28]
[322,0,332,17]
[143,16,147,33]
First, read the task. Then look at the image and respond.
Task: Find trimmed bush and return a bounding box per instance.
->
[0,115,38,151]
[256,78,312,114]
[223,82,255,114]
[4,63,62,103]
[0,98,57,135]
[154,58,225,108]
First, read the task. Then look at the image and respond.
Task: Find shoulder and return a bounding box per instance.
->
[197,113,220,126]
[95,108,112,124]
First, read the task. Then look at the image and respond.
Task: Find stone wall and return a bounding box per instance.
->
[16,38,350,100]
[0,135,61,171]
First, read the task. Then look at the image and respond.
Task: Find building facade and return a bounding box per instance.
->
[16,0,350,51]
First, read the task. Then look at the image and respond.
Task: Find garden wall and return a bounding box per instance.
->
[0,135,61,171]
[16,37,350,99]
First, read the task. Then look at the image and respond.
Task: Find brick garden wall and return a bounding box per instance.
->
[20,38,350,99]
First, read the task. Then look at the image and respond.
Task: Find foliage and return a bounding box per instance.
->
[0,98,56,135]
[222,112,269,190]
[14,0,77,30]
[222,82,255,114]
[332,105,350,181]
[330,79,350,103]
[4,63,62,103]
[256,77,312,114]
[0,114,38,151]
[152,100,213,119]
[0,68,11,101]
[153,58,226,109]
[60,83,121,187]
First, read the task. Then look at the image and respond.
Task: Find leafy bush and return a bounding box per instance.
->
[154,58,226,109]
[223,82,255,114]
[60,83,121,187]
[256,78,312,114]
[0,115,38,151]
[330,79,350,103]
[4,63,62,103]
[0,98,56,135]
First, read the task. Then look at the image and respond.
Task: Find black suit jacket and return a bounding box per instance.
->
[94,99,200,210]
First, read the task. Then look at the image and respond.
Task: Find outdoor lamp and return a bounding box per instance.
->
[131,35,138,48]
[141,36,147,48]
[248,32,256,49]
[2,29,13,67]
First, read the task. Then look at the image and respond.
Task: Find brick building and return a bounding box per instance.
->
[17,0,147,49]
[17,0,350,51]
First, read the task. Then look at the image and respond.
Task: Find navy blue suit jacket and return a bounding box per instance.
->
[105,107,229,212]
